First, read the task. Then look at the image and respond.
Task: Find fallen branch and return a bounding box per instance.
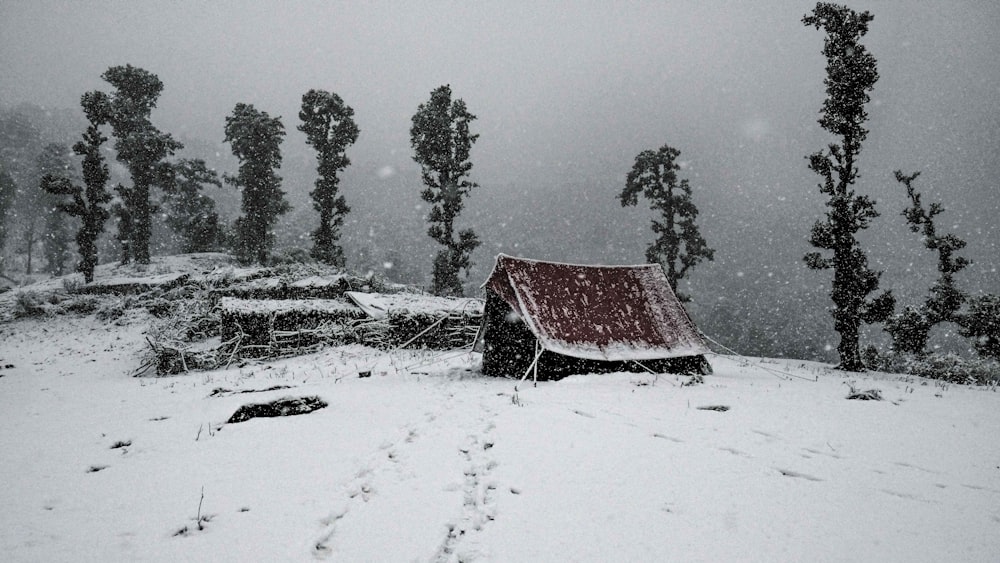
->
[846,387,882,401]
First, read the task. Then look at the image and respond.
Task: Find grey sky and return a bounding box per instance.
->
[5,1,996,182]
[2,2,816,176]
[2,1,998,301]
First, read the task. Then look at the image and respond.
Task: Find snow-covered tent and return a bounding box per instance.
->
[475,254,712,379]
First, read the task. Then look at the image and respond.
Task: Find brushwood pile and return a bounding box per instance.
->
[0,255,484,376]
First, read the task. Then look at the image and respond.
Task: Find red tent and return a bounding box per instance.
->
[476,254,711,379]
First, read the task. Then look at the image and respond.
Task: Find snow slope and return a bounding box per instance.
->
[1,313,998,562]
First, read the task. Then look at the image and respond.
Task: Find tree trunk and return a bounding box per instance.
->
[432,248,463,297]
[134,181,151,264]
[24,226,35,275]
[836,324,865,372]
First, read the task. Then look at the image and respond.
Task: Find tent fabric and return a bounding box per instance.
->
[481,254,710,362]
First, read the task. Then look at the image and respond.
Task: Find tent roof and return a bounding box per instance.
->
[482,254,709,362]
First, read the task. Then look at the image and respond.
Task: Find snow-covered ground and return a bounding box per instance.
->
[1,312,998,562]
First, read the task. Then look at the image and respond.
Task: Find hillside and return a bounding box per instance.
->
[0,256,998,562]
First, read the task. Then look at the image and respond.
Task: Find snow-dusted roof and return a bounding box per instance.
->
[289,275,346,289]
[92,272,189,288]
[344,291,483,320]
[483,254,709,362]
[219,297,363,316]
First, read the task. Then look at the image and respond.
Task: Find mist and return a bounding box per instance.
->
[2,0,998,361]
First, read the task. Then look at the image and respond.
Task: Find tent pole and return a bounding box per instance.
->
[533,340,539,387]
[631,360,660,384]
[518,343,544,388]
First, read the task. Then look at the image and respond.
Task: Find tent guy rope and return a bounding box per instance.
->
[699,331,819,382]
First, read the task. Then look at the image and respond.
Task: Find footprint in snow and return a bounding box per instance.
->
[348,483,374,501]
[803,447,842,460]
[961,483,1000,494]
[776,468,823,482]
[881,489,936,504]
[892,461,939,474]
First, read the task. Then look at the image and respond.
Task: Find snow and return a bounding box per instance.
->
[539,337,709,363]
[345,291,483,320]
[219,297,362,316]
[288,276,345,289]
[93,272,190,288]
[222,276,284,292]
[1,314,999,561]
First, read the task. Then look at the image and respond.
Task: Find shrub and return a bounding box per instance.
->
[959,294,1000,360]
[878,351,1000,386]
[65,295,101,315]
[884,306,931,354]
[62,274,85,293]
[146,298,174,318]
[13,291,46,318]
[96,297,136,322]
[270,247,312,265]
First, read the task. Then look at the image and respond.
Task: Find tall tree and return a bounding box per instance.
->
[161,159,224,253]
[0,164,15,275]
[410,85,481,296]
[802,3,894,371]
[0,106,44,274]
[35,143,76,276]
[885,171,970,354]
[1,104,87,275]
[297,89,360,266]
[82,65,183,264]
[619,144,714,301]
[223,103,288,265]
[40,115,112,283]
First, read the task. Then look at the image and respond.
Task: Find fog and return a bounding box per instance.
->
[2,1,998,360]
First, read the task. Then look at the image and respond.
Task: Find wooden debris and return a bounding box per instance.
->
[80,273,190,295]
[227,396,328,423]
[846,387,883,401]
[208,385,293,397]
[210,273,382,301]
[143,277,484,374]
[219,298,367,354]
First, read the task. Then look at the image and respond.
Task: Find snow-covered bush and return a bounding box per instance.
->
[884,306,931,355]
[145,298,174,318]
[96,296,137,322]
[64,295,101,315]
[877,351,1000,386]
[270,247,312,265]
[12,290,46,318]
[62,274,85,294]
[958,294,1000,360]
